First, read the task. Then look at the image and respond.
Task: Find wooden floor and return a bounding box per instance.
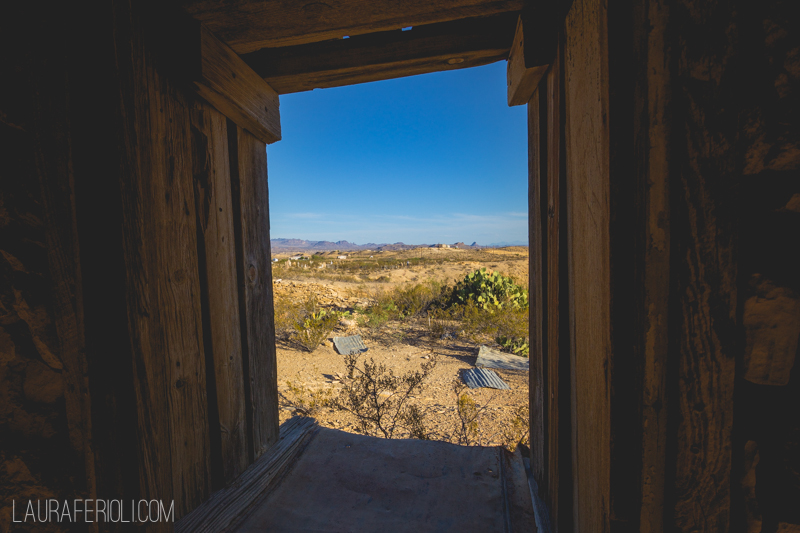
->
[179,417,536,532]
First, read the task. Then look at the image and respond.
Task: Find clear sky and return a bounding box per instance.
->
[267,60,528,246]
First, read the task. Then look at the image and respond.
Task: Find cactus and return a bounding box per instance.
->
[449,268,528,311]
[496,335,530,357]
[292,305,341,352]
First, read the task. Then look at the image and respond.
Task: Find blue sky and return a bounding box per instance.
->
[266,61,528,246]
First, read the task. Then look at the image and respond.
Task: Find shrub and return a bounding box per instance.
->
[330,352,436,439]
[356,280,449,329]
[355,296,396,329]
[279,381,332,416]
[457,300,529,345]
[273,293,300,340]
[427,307,460,341]
[501,404,530,451]
[392,280,448,319]
[451,381,492,446]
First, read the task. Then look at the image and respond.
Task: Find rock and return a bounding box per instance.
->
[743,276,800,386]
[23,360,63,404]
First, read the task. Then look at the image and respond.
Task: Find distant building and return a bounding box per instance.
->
[337,255,347,260]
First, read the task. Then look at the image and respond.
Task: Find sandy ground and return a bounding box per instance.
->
[273,247,529,447]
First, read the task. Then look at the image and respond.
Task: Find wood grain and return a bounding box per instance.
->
[243,14,516,94]
[564,0,612,530]
[669,0,739,528]
[230,126,280,460]
[180,0,524,53]
[632,0,670,530]
[114,0,213,518]
[528,86,545,494]
[191,101,249,487]
[195,25,281,144]
[544,45,562,532]
[175,417,319,533]
[507,16,549,106]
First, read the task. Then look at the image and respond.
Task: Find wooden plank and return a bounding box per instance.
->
[146,7,280,144]
[191,101,250,487]
[507,16,549,106]
[66,0,145,516]
[180,0,524,53]
[113,0,213,519]
[230,126,280,459]
[11,5,101,506]
[243,14,517,94]
[176,417,319,533]
[564,0,612,530]
[544,45,561,532]
[194,25,281,144]
[669,0,739,528]
[528,86,545,493]
[633,0,670,530]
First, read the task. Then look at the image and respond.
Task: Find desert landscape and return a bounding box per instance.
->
[271,245,530,447]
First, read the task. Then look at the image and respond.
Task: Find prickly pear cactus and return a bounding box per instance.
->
[450,268,528,311]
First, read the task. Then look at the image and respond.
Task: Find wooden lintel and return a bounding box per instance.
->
[180,0,524,53]
[507,15,549,106]
[243,14,518,94]
[147,7,280,143]
[194,25,281,144]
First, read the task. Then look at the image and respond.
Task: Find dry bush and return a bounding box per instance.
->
[450,381,494,446]
[501,404,530,451]
[355,287,396,329]
[356,280,449,330]
[456,300,529,349]
[279,381,332,417]
[427,307,460,341]
[330,352,437,439]
[273,292,301,340]
[391,280,448,319]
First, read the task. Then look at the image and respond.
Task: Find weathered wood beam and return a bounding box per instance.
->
[243,14,518,94]
[151,10,281,145]
[229,125,280,461]
[564,0,612,529]
[508,17,546,106]
[507,10,559,107]
[194,24,281,144]
[180,0,524,53]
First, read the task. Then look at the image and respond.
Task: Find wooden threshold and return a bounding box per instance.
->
[175,417,319,533]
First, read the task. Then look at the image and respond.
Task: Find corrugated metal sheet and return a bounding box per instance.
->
[462,368,510,390]
[333,335,368,356]
[476,345,529,372]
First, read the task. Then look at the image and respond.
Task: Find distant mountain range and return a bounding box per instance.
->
[270,238,489,252]
[484,240,528,247]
